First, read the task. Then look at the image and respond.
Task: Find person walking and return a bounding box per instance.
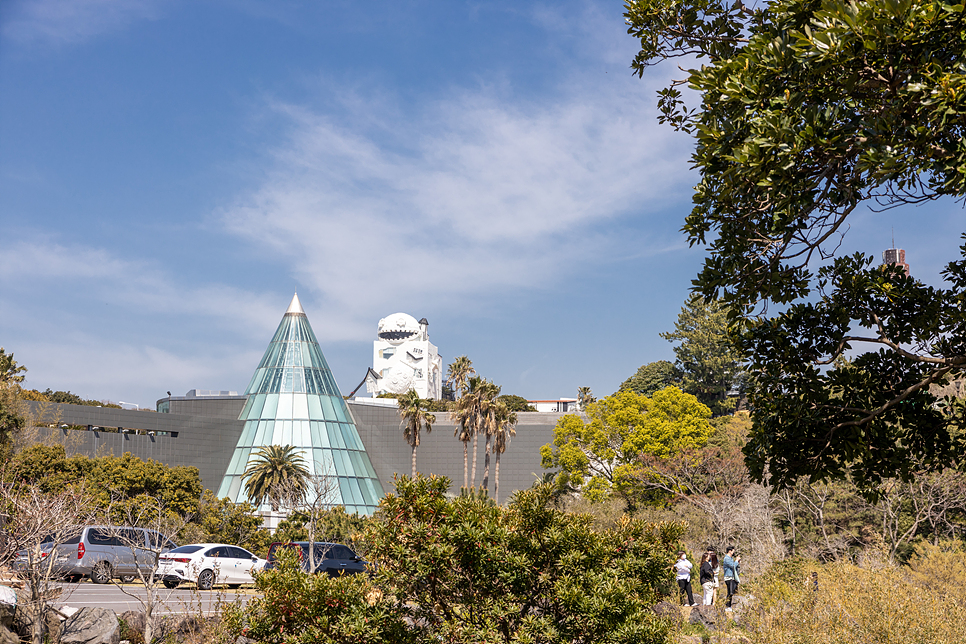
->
[722,546,741,610]
[699,552,715,605]
[673,551,698,607]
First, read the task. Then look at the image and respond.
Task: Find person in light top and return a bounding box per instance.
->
[672,551,698,607]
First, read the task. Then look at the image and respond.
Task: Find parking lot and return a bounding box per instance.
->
[51,582,255,616]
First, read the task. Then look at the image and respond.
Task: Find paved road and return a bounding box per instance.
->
[51,582,255,616]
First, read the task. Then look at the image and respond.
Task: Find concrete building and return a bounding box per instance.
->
[368,312,443,400]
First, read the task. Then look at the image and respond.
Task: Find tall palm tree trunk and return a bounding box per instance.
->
[494,451,501,504]
[482,434,492,492]
[471,433,479,488]
[462,441,469,489]
[411,443,418,477]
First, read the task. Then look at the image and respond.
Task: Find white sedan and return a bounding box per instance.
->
[156,543,266,590]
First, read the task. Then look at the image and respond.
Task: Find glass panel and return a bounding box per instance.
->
[298,420,311,446]
[347,450,365,476]
[293,369,304,393]
[262,393,279,418]
[327,423,346,449]
[362,453,378,479]
[237,421,256,448]
[277,393,293,418]
[317,449,336,477]
[332,450,348,476]
[310,421,328,448]
[307,396,323,420]
[293,394,309,419]
[341,424,362,450]
[281,368,293,392]
[332,397,348,422]
[346,477,364,505]
[249,393,266,420]
[283,420,295,444]
[239,394,254,419]
[291,342,302,367]
[301,343,313,367]
[364,477,383,503]
[357,476,376,506]
[272,422,285,444]
[319,395,336,420]
[227,476,241,501]
[225,448,243,476]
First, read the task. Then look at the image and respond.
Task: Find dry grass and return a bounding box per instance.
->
[741,541,966,644]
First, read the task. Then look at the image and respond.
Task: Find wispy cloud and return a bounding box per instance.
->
[0,239,282,337]
[1,0,163,46]
[222,67,693,340]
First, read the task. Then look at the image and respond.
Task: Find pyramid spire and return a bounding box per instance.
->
[217,297,384,516]
[286,292,304,315]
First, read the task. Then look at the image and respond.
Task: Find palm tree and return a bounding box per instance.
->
[243,445,310,512]
[577,386,595,411]
[447,355,476,397]
[476,379,501,492]
[453,410,474,490]
[398,388,436,477]
[492,402,518,504]
[454,376,500,490]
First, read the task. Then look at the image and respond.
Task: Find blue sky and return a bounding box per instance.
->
[1,0,963,409]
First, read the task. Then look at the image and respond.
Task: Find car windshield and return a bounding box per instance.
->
[40,533,81,545]
[168,545,204,554]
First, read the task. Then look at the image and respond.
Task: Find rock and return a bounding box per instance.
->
[651,600,683,623]
[674,636,703,644]
[61,607,119,644]
[117,610,144,635]
[688,605,725,630]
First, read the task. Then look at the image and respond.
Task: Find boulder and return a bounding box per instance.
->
[688,605,725,630]
[651,601,683,624]
[61,607,119,644]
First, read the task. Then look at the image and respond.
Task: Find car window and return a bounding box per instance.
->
[120,529,144,546]
[334,546,355,560]
[88,529,120,546]
[206,547,226,558]
[227,547,252,559]
[169,545,204,554]
[267,543,301,562]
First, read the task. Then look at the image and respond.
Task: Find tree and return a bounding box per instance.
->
[577,386,596,411]
[0,482,97,644]
[364,475,684,644]
[398,389,436,477]
[275,467,339,573]
[495,393,536,412]
[243,445,310,513]
[0,348,27,453]
[660,295,744,416]
[453,376,500,489]
[626,0,966,492]
[540,388,713,505]
[620,360,681,397]
[492,401,517,504]
[446,355,476,397]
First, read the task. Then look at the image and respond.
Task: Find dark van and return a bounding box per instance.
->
[264,542,367,576]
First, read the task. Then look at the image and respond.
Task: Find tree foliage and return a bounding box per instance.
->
[620,361,682,398]
[243,444,310,512]
[540,388,713,504]
[660,295,744,416]
[625,0,966,492]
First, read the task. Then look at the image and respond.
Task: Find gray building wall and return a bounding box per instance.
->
[27,399,566,504]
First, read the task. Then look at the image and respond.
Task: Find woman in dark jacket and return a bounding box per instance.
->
[699,552,715,605]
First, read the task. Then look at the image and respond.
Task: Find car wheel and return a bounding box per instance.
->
[91,562,112,585]
[119,574,135,583]
[197,569,214,591]
[163,580,180,589]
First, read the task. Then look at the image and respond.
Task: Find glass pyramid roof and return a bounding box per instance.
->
[217,294,385,515]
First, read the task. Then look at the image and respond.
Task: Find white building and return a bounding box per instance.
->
[368,313,443,400]
[528,398,579,413]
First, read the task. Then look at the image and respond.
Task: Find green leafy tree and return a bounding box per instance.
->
[243,444,309,512]
[660,295,744,416]
[192,489,270,554]
[398,389,436,477]
[625,0,966,492]
[541,388,713,505]
[0,348,27,453]
[495,393,536,412]
[273,505,370,554]
[366,474,684,643]
[620,360,682,397]
[0,348,26,385]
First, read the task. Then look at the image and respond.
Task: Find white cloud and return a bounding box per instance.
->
[0,239,281,338]
[2,0,163,46]
[221,67,693,340]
